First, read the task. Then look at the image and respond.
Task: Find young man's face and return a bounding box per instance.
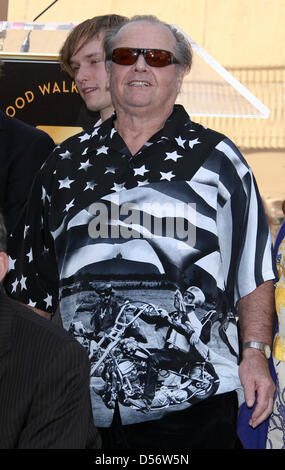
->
[70,32,113,121]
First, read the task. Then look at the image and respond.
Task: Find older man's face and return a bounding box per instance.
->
[109,21,184,117]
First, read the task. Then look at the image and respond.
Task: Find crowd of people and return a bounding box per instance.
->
[0,12,284,450]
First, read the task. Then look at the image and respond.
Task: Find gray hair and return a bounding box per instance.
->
[104,15,192,74]
[0,211,7,252]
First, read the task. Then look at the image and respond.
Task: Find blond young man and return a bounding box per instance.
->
[59,14,127,123]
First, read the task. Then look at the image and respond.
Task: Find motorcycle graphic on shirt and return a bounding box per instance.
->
[68,284,236,414]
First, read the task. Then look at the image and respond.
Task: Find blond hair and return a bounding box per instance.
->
[59,14,128,77]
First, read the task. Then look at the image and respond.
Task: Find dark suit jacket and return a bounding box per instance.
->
[0,291,101,449]
[0,111,55,235]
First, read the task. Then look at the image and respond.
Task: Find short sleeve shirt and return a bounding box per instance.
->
[5,105,277,426]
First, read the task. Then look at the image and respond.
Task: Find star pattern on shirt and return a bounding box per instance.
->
[78,159,92,171]
[41,186,47,202]
[44,294,53,308]
[137,179,149,186]
[11,278,19,293]
[5,105,215,314]
[91,127,99,137]
[97,145,109,155]
[164,151,183,162]
[84,181,97,191]
[24,225,29,238]
[58,176,75,189]
[160,171,175,181]
[20,275,27,290]
[110,128,116,139]
[78,133,90,143]
[59,150,72,160]
[111,182,126,192]
[64,199,75,212]
[134,165,149,176]
[8,256,16,271]
[42,246,50,256]
[26,248,33,263]
[189,138,201,149]
[105,166,118,174]
[175,136,186,148]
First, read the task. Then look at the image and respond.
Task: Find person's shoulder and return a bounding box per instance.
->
[190,119,249,168]
[2,113,53,143]
[52,128,92,159]
[51,119,112,168]
[62,118,104,144]
[4,294,85,356]
[189,119,226,145]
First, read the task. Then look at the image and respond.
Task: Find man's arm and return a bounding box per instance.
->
[4,156,59,315]
[5,129,54,236]
[238,279,275,428]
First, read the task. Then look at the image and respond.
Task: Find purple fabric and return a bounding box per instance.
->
[275,221,285,255]
[237,354,276,448]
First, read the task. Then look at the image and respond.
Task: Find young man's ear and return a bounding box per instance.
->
[0,252,9,283]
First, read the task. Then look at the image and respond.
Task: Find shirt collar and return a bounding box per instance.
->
[87,105,191,157]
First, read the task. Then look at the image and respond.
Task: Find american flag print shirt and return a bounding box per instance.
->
[6,105,276,426]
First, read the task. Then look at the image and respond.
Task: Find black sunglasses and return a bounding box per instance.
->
[111,48,179,68]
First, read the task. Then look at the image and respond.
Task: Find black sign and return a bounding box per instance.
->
[0,55,99,132]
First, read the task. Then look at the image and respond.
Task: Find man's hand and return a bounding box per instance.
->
[158,308,170,320]
[237,280,275,427]
[239,348,275,428]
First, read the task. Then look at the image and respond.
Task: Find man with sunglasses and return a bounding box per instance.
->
[5,15,276,450]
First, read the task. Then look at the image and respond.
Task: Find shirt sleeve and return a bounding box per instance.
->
[216,139,278,308]
[5,156,59,314]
